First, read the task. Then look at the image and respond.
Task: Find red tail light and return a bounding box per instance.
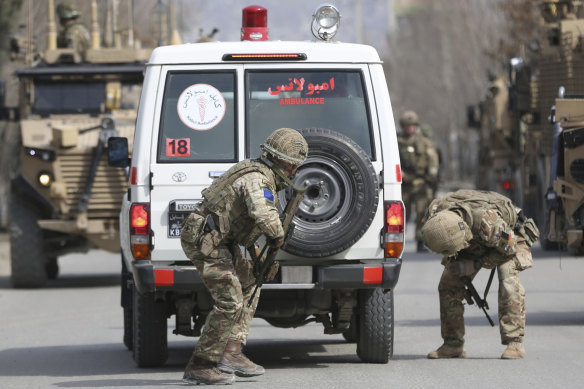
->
[384,201,404,258]
[241,5,268,41]
[501,180,514,190]
[130,203,150,260]
[396,164,402,183]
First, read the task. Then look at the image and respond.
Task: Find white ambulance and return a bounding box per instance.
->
[109,4,404,367]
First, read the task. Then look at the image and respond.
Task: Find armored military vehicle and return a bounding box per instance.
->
[2,0,181,287]
[546,93,584,253]
[471,0,584,253]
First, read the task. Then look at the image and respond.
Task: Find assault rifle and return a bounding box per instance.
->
[247,186,306,307]
[460,274,495,327]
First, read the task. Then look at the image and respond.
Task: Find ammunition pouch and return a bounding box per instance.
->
[514,215,540,247]
[180,212,223,257]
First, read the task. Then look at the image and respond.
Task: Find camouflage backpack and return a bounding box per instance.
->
[429,189,539,247]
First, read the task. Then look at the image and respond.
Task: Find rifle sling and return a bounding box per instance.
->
[484,267,496,302]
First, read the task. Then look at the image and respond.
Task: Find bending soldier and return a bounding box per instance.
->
[397,110,439,252]
[180,128,308,385]
[421,189,539,359]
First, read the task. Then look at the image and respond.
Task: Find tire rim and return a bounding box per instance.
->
[288,156,352,230]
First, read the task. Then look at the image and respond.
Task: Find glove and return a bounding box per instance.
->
[268,236,285,249]
[265,261,280,282]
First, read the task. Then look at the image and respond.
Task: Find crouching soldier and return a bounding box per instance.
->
[180,128,308,384]
[421,189,539,359]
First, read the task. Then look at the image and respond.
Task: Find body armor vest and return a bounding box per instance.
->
[398,134,432,175]
[200,159,278,247]
[431,189,518,232]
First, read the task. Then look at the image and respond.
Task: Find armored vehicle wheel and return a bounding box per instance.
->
[133,288,168,367]
[357,288,393,363]
[46,257,59,280]
[282,128,379,257]
[9,193,47,288]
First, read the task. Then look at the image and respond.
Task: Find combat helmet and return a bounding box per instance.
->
[399,110,419,127]
[57,3,80,20]
[261,128,308,167]
[421,210,472,256]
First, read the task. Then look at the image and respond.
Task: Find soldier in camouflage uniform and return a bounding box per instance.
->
[397,111,440,252]
[56,3,89,55]
[180,128,308,385]
[421,189,539,359]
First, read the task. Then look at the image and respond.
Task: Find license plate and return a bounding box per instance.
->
[168,200,200,238]
[168,212,189,238]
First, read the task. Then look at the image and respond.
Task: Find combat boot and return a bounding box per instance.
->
[427,343,466,359]
[183,355,235,385]
[501,342,525,359]
[218,340,265,377]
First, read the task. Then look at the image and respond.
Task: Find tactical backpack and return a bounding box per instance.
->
[429,189,539,247]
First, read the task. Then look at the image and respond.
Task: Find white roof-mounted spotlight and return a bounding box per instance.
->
[311,4,341,42]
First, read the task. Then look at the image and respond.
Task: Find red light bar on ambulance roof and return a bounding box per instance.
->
[241,5,268,41]
[222,53,307,61]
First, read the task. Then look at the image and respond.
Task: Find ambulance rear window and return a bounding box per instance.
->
[246,70,374,159]
[157,71,237,163]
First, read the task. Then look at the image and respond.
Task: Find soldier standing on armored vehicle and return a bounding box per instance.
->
[397,110,439,252]
[180,128,308,385]
[56,3,89,54]
[421,189,539,359]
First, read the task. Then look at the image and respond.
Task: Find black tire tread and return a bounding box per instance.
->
[133,288,168,367]
[357,288,394,363]
[9,194,47,288]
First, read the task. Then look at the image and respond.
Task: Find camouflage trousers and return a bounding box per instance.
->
[402,180,434,241]
[438,255,527,346]
[188,242,260,363]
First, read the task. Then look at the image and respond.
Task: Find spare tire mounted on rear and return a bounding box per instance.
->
[281,128,379,257]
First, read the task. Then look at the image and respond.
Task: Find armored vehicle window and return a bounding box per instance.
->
[246,70,373,159]
[34,82,106,115]
[157,71,236,163]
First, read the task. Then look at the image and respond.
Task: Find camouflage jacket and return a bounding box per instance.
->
[427,189,539,268]
[397,132,439,182]
[58,22,90,52]
[200,159,285,248]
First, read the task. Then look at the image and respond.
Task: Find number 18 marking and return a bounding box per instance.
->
[166,138,190,157]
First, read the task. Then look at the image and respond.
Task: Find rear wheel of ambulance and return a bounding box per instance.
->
[133,288,168,367]
[357,288,394,363]
[9,192,47,288]
[122,258,133,351]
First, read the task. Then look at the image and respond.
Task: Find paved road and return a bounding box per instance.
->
[0,229,583,388]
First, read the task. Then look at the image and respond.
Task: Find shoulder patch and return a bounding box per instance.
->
[263,188,274,202]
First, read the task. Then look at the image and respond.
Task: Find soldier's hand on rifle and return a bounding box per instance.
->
[268,236,285,248]
[254,244,266,262]
[265,262,280,282]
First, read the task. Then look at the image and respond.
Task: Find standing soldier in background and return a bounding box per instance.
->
[397,110,440,252]
[421,189,539,359]
[180,128,308,385]
[419,123,442,197]
[56,3,90,55]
